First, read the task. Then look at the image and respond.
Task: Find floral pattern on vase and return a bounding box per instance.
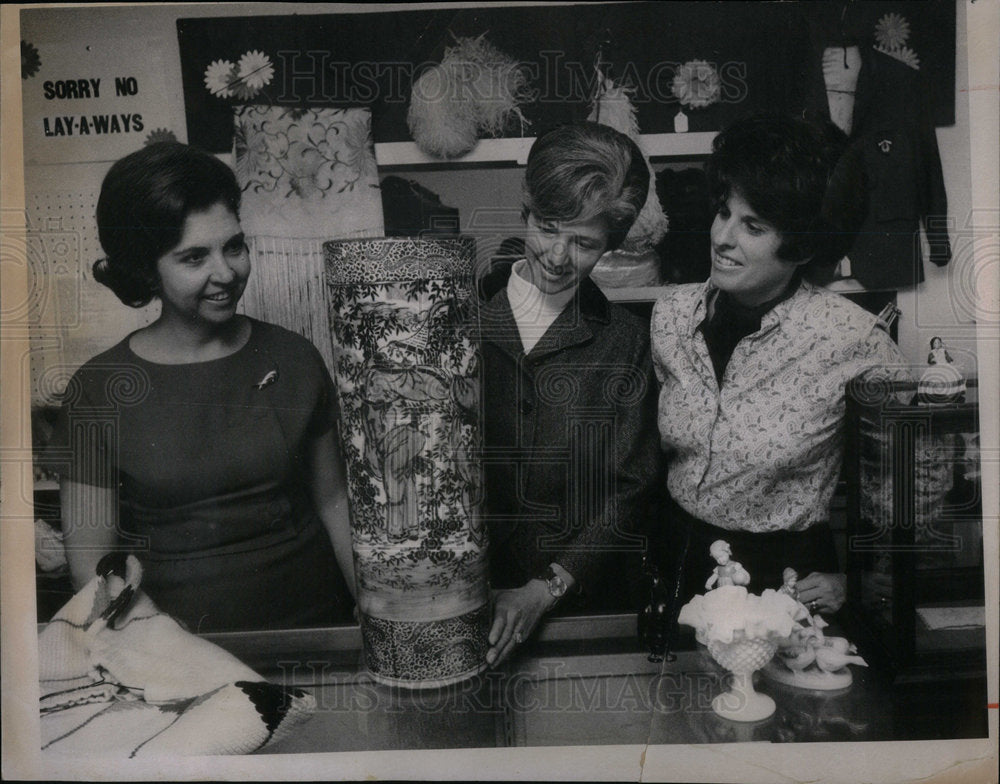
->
[325,237,489,688]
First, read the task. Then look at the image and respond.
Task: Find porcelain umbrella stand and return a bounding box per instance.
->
[324,237,489,688]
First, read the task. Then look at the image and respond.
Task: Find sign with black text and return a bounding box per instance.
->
[22,38,176,164]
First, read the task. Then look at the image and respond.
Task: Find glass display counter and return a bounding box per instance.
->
[197,613,987,753]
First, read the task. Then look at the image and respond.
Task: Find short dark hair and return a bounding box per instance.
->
[706,113,867,283]
[522,122,649,251]
[93,142,242,307]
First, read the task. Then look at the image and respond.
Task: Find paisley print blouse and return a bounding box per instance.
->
[651,280,908,533]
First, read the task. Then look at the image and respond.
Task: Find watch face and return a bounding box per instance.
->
[548,574,568,598]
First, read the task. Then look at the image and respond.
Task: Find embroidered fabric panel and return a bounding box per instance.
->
[233,106,385,373]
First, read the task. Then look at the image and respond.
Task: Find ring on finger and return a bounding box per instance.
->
[808,600,819,613]
[514,631,523,644]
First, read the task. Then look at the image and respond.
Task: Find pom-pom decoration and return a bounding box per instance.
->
[874,43,920,71]
[144,128,178,146]
[873,13,920,71]
[205,59,237,98]
[408,33,533,159]
[237,50,275,91]
[446,33,532,137]
[587,69,669,254]
[407,64,480,159]
[874,12,911,50]
[204,51,276,100]
[671,60,721,109]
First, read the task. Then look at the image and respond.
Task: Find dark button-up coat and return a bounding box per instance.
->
[803,46,951,290]
[476,265,664,601]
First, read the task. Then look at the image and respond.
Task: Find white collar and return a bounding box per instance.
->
[506,259,577,353]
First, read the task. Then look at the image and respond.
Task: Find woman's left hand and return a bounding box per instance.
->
[796,572,846,614]
[486,581,555,667]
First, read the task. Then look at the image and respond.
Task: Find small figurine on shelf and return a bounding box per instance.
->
[705,540,751,590]
[928,335,953,365]
[917,336,966,405]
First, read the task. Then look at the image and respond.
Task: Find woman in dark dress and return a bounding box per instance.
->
[50,142,354,632]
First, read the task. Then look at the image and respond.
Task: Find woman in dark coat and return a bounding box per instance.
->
[478,123,664,665]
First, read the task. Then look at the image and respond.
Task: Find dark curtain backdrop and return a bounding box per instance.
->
[177,1,955,152]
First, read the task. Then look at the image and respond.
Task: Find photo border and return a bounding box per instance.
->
[2,2,997,781]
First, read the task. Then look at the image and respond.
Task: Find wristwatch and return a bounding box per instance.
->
[536,565,569,600]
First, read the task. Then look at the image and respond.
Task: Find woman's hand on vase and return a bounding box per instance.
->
[485,581,555,667]
[796,572,846,614]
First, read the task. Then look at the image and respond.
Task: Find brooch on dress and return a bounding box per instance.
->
[255,369,278,390]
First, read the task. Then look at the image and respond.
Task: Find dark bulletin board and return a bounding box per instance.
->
[176,1,955,153]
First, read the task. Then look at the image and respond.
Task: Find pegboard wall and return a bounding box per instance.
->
[28,189,101,280]
[26,189,158,407]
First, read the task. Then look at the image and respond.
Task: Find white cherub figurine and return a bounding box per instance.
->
[779,567,827,629]
[705,540,751,590]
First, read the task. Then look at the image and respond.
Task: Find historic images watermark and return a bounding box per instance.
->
[271,52,750,108]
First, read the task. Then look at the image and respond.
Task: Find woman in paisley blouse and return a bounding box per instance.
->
[651,113,907,618]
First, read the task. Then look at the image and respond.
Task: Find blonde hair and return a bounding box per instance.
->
[522,122,649,251]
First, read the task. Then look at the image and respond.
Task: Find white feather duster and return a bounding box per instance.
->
[408,33,532,159]
[445,33,531,137]
[588,72,669,253]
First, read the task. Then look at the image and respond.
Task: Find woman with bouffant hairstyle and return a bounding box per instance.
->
[520,121,651,253]
[479,122,664,666]
[46,142,355,632]
[652,113,906,626]
[93,143,241,307]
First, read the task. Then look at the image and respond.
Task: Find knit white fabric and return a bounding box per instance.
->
[823,46,862,135]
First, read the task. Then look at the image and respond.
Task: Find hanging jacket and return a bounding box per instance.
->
[803,45,951,290]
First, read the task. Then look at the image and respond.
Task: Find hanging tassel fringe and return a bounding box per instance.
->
[239,236,336,372]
